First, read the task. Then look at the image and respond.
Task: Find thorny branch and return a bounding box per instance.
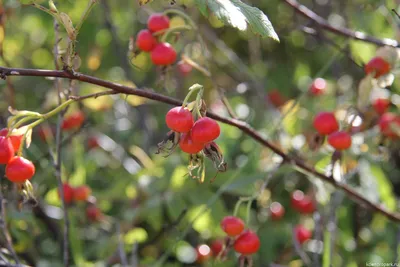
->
[0,66,400,222]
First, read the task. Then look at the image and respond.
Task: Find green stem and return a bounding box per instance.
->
[245,199,253,225]
[75,0,98,34]
[42,99,75,119]
[163,9,198,30]
[159,25,192,43]
[182,84,204,106]
[233,200,243,216]
[194,88,203,118]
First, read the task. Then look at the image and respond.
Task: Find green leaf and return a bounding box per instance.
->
[194,0,279,41]
[370,164,396,211]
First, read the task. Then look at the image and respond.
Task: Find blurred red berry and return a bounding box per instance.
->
[220,216,245,237]
[379,112,400,138]
[5,156,35,183]
[147,13,170,33]
[196,244,212,263]
[62,111,85,130]
[372,98,390,115]
[87,136,100,150]
[59,183,75,204]
[313,112,339,135]
[233,230,260,255]
[73,185,91,202]
[177,61,193,76]
[291,190,315,214]
[151,43,177,66]
[309,78,326,96]
[365,57,391,78]
[0,136,14,164]
[0,128,23,151]
[267,89,287,108]
[136,29,157,52]
[295,225,312,244]
[210,239,224,257]
[270,201,285,220]
[86,205,102,222]
[328,131,352,150]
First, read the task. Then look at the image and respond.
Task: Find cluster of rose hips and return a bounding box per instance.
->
[268,190,313,244]
[59,183,103,222]
[0,128,35,183]
[214,216,260,264]
[313,111,352,150]
[363,56,400,139]
[136,13,177,66]
[165,106,220,154]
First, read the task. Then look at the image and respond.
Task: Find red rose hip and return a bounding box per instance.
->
[270,201,285,220]
[62,111,85,130]
[0,136,14,164]
[291,190,315,214]
[165,107,194,133]
[191,117,220,144]
[0,128,23,151]
[147,13,170,33]
[220,216,244,237]
[177,61,193,76]
[196,244,212,263]
[373,98,390,115]
[73,185,91,202]
[294,225,312,244]
[233,230,260,255]
[365,57,391,78]
[210,239,224,257]
[151,43,177,66]
[86,205,102,222]
[179,133,204,154]
[5,156,35,183]
[59,183,75,204]
[313,112,339,135]
[379,113,400,138]
[309,78,326,96]
[136,29,157,52]
[328,131,352,150]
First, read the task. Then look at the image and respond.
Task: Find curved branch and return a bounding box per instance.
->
[1,66,400,222]
[283,0,399,48]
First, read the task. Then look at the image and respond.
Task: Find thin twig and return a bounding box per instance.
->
[283,0,399,47]
[1,66,400,222]
[53,19,70,267]
[292,226,311,266]
[0,177,20,266]
[130,242,138,267]
[69,90,117,101]
[117,224,128,267]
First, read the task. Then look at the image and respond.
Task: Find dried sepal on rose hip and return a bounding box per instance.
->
[156,130,181,156]
[203,142,227,172]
